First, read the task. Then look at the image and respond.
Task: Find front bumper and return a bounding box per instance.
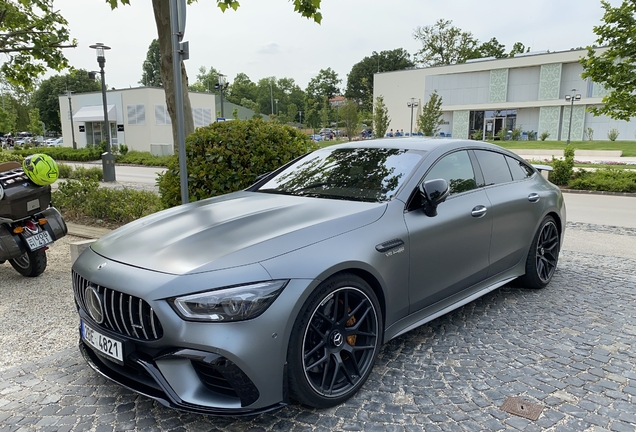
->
[78,336,286,416]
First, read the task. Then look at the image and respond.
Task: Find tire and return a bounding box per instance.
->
[287,273,383,408]
[518,216,560,289]
[9,250,47,277]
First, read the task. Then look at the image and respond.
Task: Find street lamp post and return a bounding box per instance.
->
[67,91,77,149]
[298,110,303,126]
[89,42,115,182]
[274,99,279,116]
[407,98,419,137]
[564,89,581,144]
[215,73,228,118]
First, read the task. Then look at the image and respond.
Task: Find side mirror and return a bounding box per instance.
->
[419,178,449,217]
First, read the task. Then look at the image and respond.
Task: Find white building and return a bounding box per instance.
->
[58,87,259,155]
[374,48,634,141]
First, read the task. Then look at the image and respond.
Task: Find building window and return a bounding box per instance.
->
[127,104,146,125]
[154,105,172,125]
[193,108,213,127]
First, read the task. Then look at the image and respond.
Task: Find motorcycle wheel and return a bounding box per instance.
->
[9,250,47,277]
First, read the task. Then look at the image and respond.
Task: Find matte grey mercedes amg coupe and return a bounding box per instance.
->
[72,138,565,415]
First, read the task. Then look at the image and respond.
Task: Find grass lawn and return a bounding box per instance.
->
[496,140,636,157]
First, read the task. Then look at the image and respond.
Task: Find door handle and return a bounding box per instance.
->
[471,205,487,217]
[528,193,540,203]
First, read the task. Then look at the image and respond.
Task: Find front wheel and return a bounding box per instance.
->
[9,250,47,277]
[287,273,383,408]
[518,216,560,289]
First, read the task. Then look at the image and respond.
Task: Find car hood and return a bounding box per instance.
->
[91,191,386,275]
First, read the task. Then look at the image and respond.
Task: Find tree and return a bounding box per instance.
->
[412,19,480,66]
[189,65,222,93]
[26,108,42,136]
[31,69,101,133]
[107,0,323,153]
[345,48,414,112]
[140,39,162,87]
[581,0,636,121]
[0,0,76,89]
[287,102,298,123]
[509,42,530,57]
[417,91,444,136]
[373,96,390,138]
[340,100,360,141]
[305,68,341,101]
[0,106,17,135]
[477,37,506,59]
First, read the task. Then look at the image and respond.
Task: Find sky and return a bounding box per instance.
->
[50,0,620,91]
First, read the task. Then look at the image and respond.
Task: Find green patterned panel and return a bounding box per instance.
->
[592,81,610,98]
[452,110,470,139]
[537,106,561,141]
[560,105,586,141]
[538,64,562,100]
[489,69,509,103]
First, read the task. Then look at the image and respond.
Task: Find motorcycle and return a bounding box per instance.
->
[0,161,67,277]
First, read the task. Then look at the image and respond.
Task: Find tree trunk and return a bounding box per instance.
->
[152,0,194,154]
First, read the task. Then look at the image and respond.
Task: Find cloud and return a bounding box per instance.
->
[256,43,281,56]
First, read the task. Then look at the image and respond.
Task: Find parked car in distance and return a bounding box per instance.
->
[72,138,565,415]
[47,138,63,147]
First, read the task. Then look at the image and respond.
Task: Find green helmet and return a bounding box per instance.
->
[22,154,59,186]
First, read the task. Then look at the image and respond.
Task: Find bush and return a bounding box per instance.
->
[158,118,318,208]
[511,128,522,141]
[14,147,102,161]
[0,152,23,163]
[119,144,129,155]
[527,130,537,141]
[608,128,620,141]
[52,178,162,224]
[70,166,103,181]
[57,162,73,178]
[585,127,594,141]
[550,145,575,185]
[569,168,636,193]
[496,128,508,141]
[539,131,551,141]
[116,150,170,166]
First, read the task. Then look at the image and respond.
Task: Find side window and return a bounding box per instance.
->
[506,156,534,180]
[425,150,477,195]
[474,150,513,186]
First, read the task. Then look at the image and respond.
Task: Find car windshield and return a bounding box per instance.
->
[256,147,423,202]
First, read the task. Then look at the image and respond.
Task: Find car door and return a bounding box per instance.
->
[472,150,545,276]
[404,150,492,313]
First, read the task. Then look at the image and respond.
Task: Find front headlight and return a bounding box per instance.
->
[171,280,288,322]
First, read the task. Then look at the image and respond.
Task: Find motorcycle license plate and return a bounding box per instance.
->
[81,320,124,364]
[25,231,53,251]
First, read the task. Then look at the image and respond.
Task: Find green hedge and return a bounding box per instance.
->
[115,150,170,166]
[0,152,23,163]
[53,178,162,224]
[569,168,636,193]
[158,118,318,208]
[14,147,102,161]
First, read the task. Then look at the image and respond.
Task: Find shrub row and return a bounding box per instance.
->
[52,178,163,225]
[115,150,171,166]
[57,163,104,181]
[569,168,636,193]
[14,147,102,161]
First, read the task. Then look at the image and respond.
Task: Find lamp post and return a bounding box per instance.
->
[214,73,228,118]
[298,110,303,126]
[274,99,279,116]
[407,98,419,137]
[564,89,581,144]
[67,91,77,149]
[89,42,115,182]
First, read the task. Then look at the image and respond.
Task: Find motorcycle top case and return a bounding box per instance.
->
[0,167,52,220]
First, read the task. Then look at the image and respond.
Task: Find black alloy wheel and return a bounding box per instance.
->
[519,216,560,289]
[288,274,382,408]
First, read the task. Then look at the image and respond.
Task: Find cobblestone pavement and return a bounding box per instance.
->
[1,224,636,431]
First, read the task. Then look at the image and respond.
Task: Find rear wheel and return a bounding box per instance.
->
[9,250,47,277]
[518,216,560,289]
[287,273,382,408]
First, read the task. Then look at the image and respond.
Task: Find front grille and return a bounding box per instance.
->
[73,270,164,341]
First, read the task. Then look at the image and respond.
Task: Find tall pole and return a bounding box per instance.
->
[407,98,418,137]
[269,80,274,115]
[565,89,580,145]
[299,110,303,126]
[89,43,115,182]
[170,0,189,204]
[67,91,77,150]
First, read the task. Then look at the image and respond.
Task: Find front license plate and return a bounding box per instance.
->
[81,320,124,363]
[25,231,53,251]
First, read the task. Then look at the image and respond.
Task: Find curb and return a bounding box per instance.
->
[560,188,636,198]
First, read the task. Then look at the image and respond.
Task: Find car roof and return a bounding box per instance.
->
[324,137,513,154]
